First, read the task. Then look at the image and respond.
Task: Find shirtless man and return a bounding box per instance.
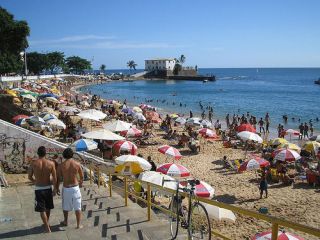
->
[28,146,57,233]
[57,148,83,229]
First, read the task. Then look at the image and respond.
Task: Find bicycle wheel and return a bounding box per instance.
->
[189,202,211,240]
[169,195,180,239]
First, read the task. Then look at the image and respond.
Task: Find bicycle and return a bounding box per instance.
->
[164,179,211,240]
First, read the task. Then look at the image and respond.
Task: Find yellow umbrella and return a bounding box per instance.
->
[6,90,18,97]
[13,97,21,104]
[51,88,61,95]
[169,113,179,119]
[303,141,320,153]
[270,138,288,146]
[278,143,301,152]
[115,162,144,175]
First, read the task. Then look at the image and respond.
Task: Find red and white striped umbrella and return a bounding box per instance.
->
[156,163,190,178]
[273,148,301,162]
[198,128,217,138]
[113,140,137,155]
[194,181,215,198]
[120,128,142,138]
[252,230,304,240]
[237,123,256,133]
[238,158,270,172]
[285,129,300,136]
[158,145,182,160]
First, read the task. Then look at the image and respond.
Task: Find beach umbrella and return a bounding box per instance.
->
[6,90,18,97]
[42,107,55,114]
[115,155,151,174]
[237,131,263,143]
[193,181,215,198]
[15,118,28,126]
[156,163,190,178]
[78,109,107,121]
[103,120,132,132]
[59,106,81,114]
[309,135,320,142]
[21,92,38,97]
[302,141,320,153]
[46,96,59,103]
[138,171,178,191]
[150,116,162,123]
[200,120,213,128]
[252,230,304,240]
[39,93,57,98]
[12,115,29,123]
[132,106,143,113]
[158,145,182,160]
[80,101,90,107]
[198,128,216,138]
[81,129,125,141]
[175,117,186,125]
[169,113,179,119]
[238,158,270,172]
[237,123,256,133]
[21,94,36,102]
[278,143,301,152]
[202,203,236,222]
[120,128,142,138]
[113,140,137,155]
[133,112,146,121]
[40,113,58,121]
[273,149,301,162]
[285,129,301,140]
[186,117,202,126]
[27,116,45,124]
[69,139,98,152]
[13,97,21,104]
[270,138,288,147]
[46,119,66,129]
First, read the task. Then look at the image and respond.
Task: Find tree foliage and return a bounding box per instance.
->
[0,7,30,74]
[173,54,186,75]
[100,64,106,72]
[127,60,137,71]
[46,51,64,73]
[65,56,91,74]
[26,52,48,75]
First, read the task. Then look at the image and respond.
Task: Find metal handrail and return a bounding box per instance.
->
[88,168,320,240]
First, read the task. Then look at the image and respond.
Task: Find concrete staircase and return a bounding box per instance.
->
[0,182,187,240]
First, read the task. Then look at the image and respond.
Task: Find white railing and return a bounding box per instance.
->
[0,74,79,82]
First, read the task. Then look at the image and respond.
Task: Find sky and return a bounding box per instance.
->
[1,0,320,69]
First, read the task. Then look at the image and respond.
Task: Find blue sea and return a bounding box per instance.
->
[80,68,320,131]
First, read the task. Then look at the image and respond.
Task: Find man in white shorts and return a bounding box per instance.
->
[57,148,83,229]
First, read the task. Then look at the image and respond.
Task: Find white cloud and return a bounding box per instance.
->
[29,35,115,45]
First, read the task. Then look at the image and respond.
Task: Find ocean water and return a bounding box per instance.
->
[80,68,320,131]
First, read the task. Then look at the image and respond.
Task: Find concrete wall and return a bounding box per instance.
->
[0,119,110,174]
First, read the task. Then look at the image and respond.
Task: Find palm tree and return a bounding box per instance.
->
[100,64,106,73]
[179,55,186,64]
[127,60,137,73]
[173,55,186,75]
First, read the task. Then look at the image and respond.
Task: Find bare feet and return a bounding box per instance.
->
[44,225,51,233]
[76,225,83,229]
[60,221,68,227]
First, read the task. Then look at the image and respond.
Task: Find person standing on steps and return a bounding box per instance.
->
[28,146,57,233]
[57,148,84,229]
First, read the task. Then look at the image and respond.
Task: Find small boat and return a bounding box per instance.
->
[315,78,320,85]
[203,79,208,83]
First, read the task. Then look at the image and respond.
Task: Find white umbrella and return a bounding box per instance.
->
[46,119,66,129]
[186,117,202,126]
[78,109,107,121]
[237,131,263,143]
[40,113,58,121]
[59,106,81,113]
[81,129,125,141]
[21,94,36,102]
[175,117,186,125]
[201,120,213,128]
[202,203,236,222]
[134,113,146,121]
[138,171,178,191]
[132,106,143,113]
[103,120,132,132]
[115,155,151,171]
[27,116,45,124]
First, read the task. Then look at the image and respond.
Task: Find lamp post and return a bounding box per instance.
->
[20,51,28,79]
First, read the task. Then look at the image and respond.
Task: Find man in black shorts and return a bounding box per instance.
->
[28,146,57,233]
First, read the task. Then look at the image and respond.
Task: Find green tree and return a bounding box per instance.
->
[127,60,137,72]
[173,55,186,75]
[100,64,106,73]
[26,52,48,75]
[0,7,30,74]
[47,51,64,73]
[65,56,91,74]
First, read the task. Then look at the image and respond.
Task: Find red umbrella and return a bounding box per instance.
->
[158,145,182,160]
[12,115,29,123]
[156,163,190,177]
[237,124,256,133]
[273,148,301,162]
[238,158,270,172]
[113,140,137,155]
[198,128,217,138]
[252,230,304,240]
[120,128,142,138]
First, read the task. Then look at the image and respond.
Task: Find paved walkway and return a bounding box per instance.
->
[0,183,187,240]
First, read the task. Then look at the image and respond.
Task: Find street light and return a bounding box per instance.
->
[19,51,28,78]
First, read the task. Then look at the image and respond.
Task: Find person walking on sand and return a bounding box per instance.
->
[57,148,84,229]
[28,146,57,233]
[299,123,304,140]
[303,122,309,139]
[259,174,268,199]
